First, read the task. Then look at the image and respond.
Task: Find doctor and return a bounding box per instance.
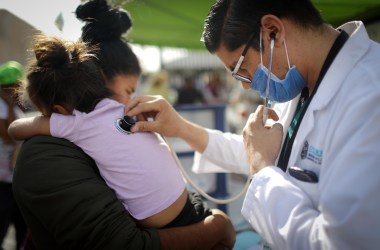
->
[126,0,380,249]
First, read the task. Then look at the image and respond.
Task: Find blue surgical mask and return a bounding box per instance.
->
[250,31,306,103]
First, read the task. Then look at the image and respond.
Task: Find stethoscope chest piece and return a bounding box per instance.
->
[115,116,136,135]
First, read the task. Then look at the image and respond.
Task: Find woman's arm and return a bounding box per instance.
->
[8,116,51,140]
[159,209,236,250]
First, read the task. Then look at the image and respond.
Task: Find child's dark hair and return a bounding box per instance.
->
[22,34,112,115]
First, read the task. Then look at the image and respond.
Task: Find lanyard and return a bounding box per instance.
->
[277,30,349,172]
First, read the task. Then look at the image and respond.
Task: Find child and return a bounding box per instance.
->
[9,34,211,229]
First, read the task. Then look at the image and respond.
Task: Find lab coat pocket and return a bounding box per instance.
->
[287,166,320,208]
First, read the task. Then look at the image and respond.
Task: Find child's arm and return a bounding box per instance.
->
[8,116,51,140]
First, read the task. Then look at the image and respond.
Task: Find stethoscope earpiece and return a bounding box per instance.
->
[270,32,276,41]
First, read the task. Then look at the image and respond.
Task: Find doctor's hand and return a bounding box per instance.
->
[125,95,187,137]
[243,105,283,175]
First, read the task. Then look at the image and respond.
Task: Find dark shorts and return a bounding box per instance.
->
[162,191,212,228]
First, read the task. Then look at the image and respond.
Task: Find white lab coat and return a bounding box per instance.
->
[192,21,380,250]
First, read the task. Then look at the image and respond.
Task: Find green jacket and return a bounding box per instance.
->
[13,135,160,250]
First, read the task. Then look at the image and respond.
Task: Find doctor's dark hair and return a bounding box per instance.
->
[202,0,324,53]
[75,0,141,82]
[22,34,112,115]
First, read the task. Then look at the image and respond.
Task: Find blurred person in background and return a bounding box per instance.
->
[143,70,177,104]
[203,73,229,105]
[0,61,27,250]
[175,76,205,105]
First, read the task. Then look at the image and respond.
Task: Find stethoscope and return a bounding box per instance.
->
[262,32,276,125]
[115,115,251,204]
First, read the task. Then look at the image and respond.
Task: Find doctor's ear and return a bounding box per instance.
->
[261,14,285,45]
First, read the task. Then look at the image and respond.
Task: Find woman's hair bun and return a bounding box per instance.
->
[75,0,108,21]
[75,0,132,42]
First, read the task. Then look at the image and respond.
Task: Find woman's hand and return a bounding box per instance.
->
[207,209,236,250]
[243,105,283,175]
[158,208,235,250]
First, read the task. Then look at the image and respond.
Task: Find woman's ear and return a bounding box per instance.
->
[53,104,71,115]
[261,14,285,47]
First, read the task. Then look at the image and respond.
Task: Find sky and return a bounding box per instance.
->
[1,0,83,40]
[0,0,162,72]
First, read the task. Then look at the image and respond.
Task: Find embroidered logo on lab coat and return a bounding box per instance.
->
[301,140,323,165]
